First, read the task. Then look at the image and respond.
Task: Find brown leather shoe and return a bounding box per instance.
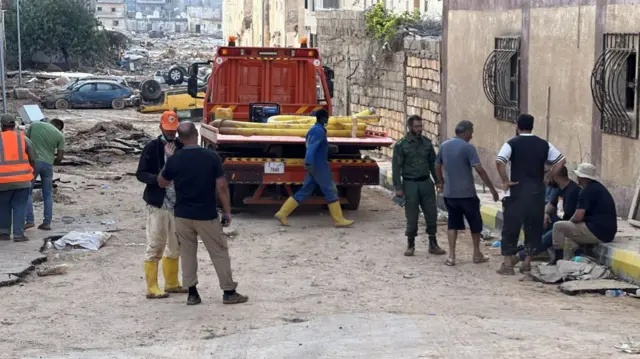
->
[497,263,516,275]
[0,234,10,241]
[13,236,29,242]
[428,236,446,255]
[24,223,35,230]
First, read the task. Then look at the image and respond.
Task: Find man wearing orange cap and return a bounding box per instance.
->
[135,111,187,299]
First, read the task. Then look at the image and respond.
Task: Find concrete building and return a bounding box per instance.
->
[443,0,640,215]
[95,0,127,31]
[186,6,222,35]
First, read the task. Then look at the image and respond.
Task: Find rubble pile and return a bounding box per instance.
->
[63,121,153,166]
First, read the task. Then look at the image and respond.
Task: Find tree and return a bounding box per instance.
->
[4,0,108,69]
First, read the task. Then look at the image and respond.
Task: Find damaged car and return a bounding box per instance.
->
[41,80,135,110]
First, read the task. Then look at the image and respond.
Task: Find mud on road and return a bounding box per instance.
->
[0,108,639,358]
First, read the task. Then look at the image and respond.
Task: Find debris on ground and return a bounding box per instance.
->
[531,258,612,284]
[49,231,115,251]
[616,337,640,354]
[36,264,69,277]
[64,121,152,165]
[558,279,639,295]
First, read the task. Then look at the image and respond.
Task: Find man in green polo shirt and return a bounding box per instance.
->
[25,118,65,231]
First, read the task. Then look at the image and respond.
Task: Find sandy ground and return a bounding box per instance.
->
[0,108,639,358]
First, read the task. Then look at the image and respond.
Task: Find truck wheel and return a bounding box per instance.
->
[54,99,70,110]
[111,98,126,110]
[166,66,184,85]
[140,79,162,101]
[343,186,362,210]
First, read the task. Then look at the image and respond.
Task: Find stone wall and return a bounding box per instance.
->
[315,10,442,158]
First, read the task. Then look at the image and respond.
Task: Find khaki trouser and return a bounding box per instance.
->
[552,221,602,260]
[175,217,237,291]
[145,205,180,262]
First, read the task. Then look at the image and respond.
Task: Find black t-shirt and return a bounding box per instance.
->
[576,180,617,243]
[161,146,224,220]
[549,180,581,220]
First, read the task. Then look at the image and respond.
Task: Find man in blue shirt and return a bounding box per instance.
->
[552,163,617,261]
[274,109,354,227]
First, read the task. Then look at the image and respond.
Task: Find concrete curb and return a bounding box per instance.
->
[378,166,640,285]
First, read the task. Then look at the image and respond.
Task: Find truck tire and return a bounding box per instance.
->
[342,186,362,210]
[140,79,162,101]
[166,66,185,85]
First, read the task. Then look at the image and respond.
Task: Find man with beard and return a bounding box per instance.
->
[512,165,580,270]
[136,111,187,299]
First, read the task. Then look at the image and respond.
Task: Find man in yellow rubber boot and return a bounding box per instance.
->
[275,109,354,227]
[136,111,187,299]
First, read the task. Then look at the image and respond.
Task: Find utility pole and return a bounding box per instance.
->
[17,0,22,87]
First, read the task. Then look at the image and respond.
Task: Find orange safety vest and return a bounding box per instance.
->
[0,130,34,184]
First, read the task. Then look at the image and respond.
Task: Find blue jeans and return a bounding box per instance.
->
[26,161,54,225]
[293,166,339,203]
[0,188,30,237]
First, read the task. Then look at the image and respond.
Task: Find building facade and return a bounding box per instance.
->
[443,0,640,215]
[95,0,127,31]
[186,6,222,35]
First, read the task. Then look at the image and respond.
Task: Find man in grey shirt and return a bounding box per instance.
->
[435,120,499,266]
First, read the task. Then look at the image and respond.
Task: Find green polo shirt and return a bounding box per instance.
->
[26,121,65,165]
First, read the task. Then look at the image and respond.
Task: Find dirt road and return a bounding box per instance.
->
[0,109,639,358]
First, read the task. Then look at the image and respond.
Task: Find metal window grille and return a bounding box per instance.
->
[482,36,521,122]
[590,33,639,138]
[318,0,340,9]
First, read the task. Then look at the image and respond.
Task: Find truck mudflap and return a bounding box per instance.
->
[224,157,379,206]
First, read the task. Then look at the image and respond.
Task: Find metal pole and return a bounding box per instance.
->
[261,0,265,46]
[17,0,21,87]
[0,11,7,114]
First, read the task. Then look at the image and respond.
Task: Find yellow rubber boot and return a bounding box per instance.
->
[144,261,169,299]
[162,257,188,294]
[328,202,355,228]
[274,197,299,226]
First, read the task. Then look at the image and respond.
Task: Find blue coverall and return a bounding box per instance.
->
[293,122,339,203]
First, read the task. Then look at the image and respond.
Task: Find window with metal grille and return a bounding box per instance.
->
[482,36,521,123]
[590,33,639,139]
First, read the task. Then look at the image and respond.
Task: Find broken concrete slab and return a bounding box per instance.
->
[0,239,47,287]
[558,279,639,295]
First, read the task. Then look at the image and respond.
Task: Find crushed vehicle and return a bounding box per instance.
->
[131,69,209,116]
[41,79,135,110]
[185,37,393,209]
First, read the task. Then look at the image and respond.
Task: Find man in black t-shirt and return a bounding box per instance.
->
[513,166,580,266]
[158,121,248,306]
[552,163,617,261]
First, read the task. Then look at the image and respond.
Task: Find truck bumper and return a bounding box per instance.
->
[224,158,380,186]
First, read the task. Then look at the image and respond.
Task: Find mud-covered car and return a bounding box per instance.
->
[41,80,135,110]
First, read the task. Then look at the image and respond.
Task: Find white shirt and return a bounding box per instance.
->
[496,134,564,197]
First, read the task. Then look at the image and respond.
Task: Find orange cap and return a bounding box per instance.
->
[160,111,179,131]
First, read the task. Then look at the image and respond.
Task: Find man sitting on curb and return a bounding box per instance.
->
[513,165,580,271]
[552,163,617,261]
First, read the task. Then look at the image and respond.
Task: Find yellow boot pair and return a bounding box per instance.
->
[274,197,354,228]
[144,257,187,299]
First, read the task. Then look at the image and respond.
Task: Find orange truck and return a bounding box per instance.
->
[186,37,393,209]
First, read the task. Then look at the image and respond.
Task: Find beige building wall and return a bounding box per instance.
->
[95,2,127,31]
[223,0,254,45]
[445,2,640,215]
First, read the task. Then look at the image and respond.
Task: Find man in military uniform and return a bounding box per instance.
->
[392,115,446,257]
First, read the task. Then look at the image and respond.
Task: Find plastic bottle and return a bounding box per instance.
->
[605,289,626,297]
[491,241,501,248]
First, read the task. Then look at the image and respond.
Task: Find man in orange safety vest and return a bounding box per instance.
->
[0,114,35,242]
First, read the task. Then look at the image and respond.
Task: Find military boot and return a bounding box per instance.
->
[404,237,415,256]
[428,235,446,255]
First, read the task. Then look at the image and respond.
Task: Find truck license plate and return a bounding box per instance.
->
[264,162,285,174]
